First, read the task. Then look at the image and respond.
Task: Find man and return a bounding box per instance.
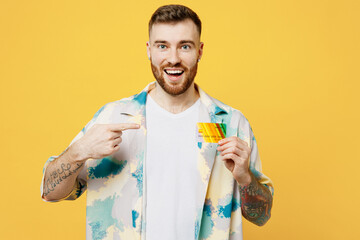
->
[41,4,274,240]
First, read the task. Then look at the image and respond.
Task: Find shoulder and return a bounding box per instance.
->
[96,92,145,113]
[207,94,250,126]
[88,92,145,124]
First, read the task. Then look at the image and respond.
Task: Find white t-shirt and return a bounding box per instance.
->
[145,94,201,240]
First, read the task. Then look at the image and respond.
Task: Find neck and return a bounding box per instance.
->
[148,82,200,114]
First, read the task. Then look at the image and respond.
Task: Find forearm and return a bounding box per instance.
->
[42,143,86,201]
[238,172,273,226]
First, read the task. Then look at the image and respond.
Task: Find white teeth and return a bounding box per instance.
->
[165,70,183,74]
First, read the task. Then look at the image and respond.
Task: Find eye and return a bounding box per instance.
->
[181,45,190,50]
[157,44,167,49]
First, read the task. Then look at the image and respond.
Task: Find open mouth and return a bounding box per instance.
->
[164,69,184,77]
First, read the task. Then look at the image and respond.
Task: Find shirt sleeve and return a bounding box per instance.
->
[236,112,274,196]
[248,125,274,196]
[40,104,108,202]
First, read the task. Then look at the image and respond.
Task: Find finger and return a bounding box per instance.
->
[227,149,249,161]
[220,146,242,156]
[112,137,122,146]
[217,140,238,151]
[222,153,249,171]
[110,131,122,140]
[109,123,140,132]
[221,152,240,161]
[113,145,120,152]
[218,136,239,145]
[218,136,249,147]
[222,151,249,164]
[218,139,250,152]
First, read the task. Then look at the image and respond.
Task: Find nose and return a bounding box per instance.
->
[167,48,181,65]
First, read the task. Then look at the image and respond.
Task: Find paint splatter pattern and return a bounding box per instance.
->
[41,82,274,240]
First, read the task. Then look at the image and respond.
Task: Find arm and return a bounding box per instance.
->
[42,142,87,201]
[217,136,273,226]
[238,172,273,226]
[42,123,140,202]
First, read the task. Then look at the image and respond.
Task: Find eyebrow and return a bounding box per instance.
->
[180,40,196,45]
[153,40,196,46]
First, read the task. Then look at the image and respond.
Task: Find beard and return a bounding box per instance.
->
[150,61,198,96]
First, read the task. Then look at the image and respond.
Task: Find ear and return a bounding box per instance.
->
[146,41,151,60]
[198,42,204,61]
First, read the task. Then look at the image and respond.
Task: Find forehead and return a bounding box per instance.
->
[149,19,200,43]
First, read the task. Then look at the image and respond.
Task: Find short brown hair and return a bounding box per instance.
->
[149,4,202,37]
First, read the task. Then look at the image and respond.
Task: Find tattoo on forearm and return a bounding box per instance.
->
[239,173,273,226]
[43,162,84,197]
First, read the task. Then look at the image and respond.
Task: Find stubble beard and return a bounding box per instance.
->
[150,62,198,96]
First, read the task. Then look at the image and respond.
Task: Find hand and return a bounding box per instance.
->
[73,123,140,161]
[217,136,252,185]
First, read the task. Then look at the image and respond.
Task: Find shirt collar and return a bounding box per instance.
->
[130,81,229,116]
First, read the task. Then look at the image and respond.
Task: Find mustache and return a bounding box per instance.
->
[160,63,189,71]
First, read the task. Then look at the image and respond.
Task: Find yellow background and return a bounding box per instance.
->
[1,0,359,239]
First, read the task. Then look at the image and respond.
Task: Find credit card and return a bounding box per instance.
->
[197,123,226,143]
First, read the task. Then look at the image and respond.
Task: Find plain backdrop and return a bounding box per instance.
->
[1,0,359,239]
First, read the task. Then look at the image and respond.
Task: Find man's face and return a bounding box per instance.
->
[147,19,204,96]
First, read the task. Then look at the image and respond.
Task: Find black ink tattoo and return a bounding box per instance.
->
[43,162,84,197]
[239,173,273,226]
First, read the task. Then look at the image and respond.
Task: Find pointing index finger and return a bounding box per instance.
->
[109,123,141,132]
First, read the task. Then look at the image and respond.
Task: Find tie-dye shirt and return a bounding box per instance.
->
[41,82,274,240]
